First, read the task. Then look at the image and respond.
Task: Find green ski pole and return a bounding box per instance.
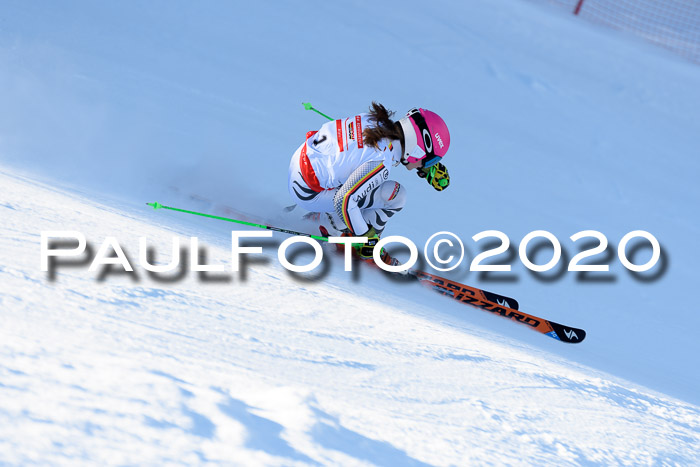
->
[302,102,334,121]
[146,202,329,242]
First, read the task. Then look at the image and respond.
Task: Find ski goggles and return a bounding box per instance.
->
[405,108,441,168]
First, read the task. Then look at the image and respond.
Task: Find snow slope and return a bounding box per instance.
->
[1,0,700,464]
[2,169,699,465]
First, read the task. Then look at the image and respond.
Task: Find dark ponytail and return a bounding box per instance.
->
[363,102,403,148]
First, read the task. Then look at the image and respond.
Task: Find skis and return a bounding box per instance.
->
[318,226,585,344]
[148,200,585,344]
[407,269,585,344]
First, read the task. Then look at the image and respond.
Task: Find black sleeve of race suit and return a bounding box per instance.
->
[333,161,389,234]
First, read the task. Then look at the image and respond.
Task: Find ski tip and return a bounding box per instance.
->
[302,102,313,110]
[483,291,520,311]
[146,202,163,210]
[549,321,586,344]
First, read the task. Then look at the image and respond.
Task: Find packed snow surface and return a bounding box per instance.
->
[3,170,699,465]
[1,0,699,465]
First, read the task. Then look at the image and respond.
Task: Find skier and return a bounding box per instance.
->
[288,102,450,259]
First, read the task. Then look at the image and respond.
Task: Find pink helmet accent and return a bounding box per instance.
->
[399,108,450,166]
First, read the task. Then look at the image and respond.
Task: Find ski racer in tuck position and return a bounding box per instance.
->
[288,102,451,260]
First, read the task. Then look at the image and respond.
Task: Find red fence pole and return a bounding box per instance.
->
[574,0,585,15]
